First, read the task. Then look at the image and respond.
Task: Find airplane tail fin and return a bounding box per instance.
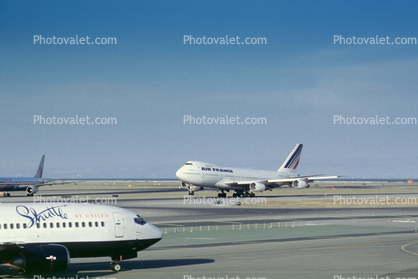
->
[34,155,45,178]
[277,144,303,173]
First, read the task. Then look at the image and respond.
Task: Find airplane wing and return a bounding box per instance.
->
[224,175,340,186]
[224,179,259,186]
[267,175,340,183]
[39,181,77,187]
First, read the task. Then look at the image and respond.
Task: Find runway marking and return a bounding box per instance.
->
[354,254,383,256]
[401,240,418,256]
[161,240,407,260]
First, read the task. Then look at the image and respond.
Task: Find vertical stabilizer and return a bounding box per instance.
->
[278,144,303,173]
[34,155,45,178]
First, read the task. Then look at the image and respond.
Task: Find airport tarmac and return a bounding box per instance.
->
[2,181,418,279]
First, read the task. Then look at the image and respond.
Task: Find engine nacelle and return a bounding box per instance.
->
[181,182,203,192]
[26,186,39,195]
[249,182,266,192]
[292,179,310,189]
[10,244,70,273]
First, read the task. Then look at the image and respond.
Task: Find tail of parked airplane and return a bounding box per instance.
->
[277,144,303,173]
[34,155,45,178]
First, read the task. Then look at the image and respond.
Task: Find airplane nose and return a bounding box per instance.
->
[151,224,164,239]
[175,168,183,180]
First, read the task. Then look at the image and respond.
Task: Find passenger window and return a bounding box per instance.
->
[23,223,27,229]
[43,223,47,228]
[56,222,60,228]
[63,222,66,228]
[75,222,79,228]
[37,223,40,229]
[101,221,105,227]
[16,224,20,229]
[69,222,72,228]
[82,222,85,228]
[10,224,14,229]
[50,223,53,228]
[3,224,7,229]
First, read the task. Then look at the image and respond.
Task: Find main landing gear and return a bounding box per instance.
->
[231,190,255,198]
[188,191,195,195]
[217,191,227,198]
[3,192,10,197]
[110,260,122,272]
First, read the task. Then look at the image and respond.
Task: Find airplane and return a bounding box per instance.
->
[0,155,71,197]
[0,202,163,273]
[176,143,339,197]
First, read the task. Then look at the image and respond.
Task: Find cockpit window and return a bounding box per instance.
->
[185,162,193,165]
[134,215,146,225]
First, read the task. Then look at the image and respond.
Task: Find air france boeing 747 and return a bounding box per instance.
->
[176,144,338,197]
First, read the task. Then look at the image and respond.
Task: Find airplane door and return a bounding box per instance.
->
[112,212,124,237]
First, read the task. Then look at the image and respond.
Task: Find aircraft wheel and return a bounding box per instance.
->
[110,262,121,272]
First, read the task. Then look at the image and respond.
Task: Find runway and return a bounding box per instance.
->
[2,181,418,278]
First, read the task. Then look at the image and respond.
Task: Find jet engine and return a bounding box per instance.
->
[9,244,70,273]
[292,179,310,189]
[249,182,266,192]
[181,182,203,193]
[26,186,39,195]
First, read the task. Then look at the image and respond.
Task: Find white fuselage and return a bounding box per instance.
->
[176,161,294,190]
[0,203,163,258]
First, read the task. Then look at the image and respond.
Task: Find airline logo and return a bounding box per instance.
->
[284,144,302,169]
[202,167,233,173]
[16,205,69,228]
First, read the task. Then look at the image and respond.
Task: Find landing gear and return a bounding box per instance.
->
[217,191,227,198]
[27,193,33,196]
[188,191,195,195]
[232,191,243,197]
[232,190,255,197]
[3,192,10,197]
[110,261,121,272]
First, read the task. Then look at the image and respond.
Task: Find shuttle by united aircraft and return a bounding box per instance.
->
[0,203,163,273]
[0,155,70,197]
[176,144,338,197]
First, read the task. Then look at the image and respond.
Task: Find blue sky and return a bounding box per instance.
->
[1,0,418,178]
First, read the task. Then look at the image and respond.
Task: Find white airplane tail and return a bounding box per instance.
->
[277,144,303,173]
[34,155,45,178]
